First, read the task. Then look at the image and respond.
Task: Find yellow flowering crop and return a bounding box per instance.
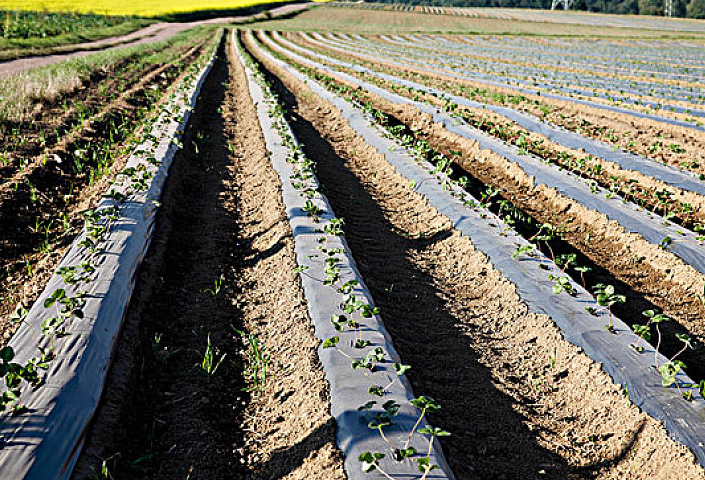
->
[0,0,294,17]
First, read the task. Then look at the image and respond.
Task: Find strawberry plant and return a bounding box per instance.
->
[592,284,625,333]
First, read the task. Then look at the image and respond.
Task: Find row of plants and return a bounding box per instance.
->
[238,34,451,479]
[0,35,219,432]
[370,33,705,123]
[0,33,218,326]
[253,31,705,404]
[278,32,705,234]
[302,32,705,170]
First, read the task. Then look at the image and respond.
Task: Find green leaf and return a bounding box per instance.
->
[321,337,339,349]
[368,385,384,396]
[396,447,417,460]
[0,347,13,363]
[358,452,384,472]
[393,363,411,376]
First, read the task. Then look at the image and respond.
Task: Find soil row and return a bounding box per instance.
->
[257,30,705,384]
[304,32,705,176]
[73,32,344,480]
[284,32,705,231]
[68,25,705,480]
[241,30,705,479]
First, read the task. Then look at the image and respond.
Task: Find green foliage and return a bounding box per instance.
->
[0,10,135,40]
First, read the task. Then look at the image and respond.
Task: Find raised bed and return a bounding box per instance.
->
[235,30,454,480]
[245,28,705,468]
[0,31,221,480]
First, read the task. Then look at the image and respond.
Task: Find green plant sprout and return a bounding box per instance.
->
[233,327,270,392]
[203,274,224,296]
[592,284,625,333]
[196,335,226,377]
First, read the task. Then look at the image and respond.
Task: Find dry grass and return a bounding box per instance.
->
[0,26,216,122]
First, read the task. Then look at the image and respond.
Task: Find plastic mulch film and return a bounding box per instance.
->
[0,35,220,480]
[254,30,705,468]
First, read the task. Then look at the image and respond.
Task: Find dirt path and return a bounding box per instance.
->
[0,3,310,78]
[72,33,343,480]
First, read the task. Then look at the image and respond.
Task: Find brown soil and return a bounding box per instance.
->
[285,32,705,229]
[243,31,705,480]
[0,42,209,344]
[293,32,705,177]
[72,33,344,480]
[256,31,705,383]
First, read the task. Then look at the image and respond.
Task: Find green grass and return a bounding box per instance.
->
[0,24,220,122]
[0,16,153,61]
[247,5,705,38]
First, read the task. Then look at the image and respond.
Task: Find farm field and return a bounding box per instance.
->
[0,10,154,60]
[333,2,705,32]
[0,0,301,17]
[0,3,310,63]
[252,4,705,36]
[2,4,705,480]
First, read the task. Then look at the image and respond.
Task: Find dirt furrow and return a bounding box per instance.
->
[73,32,344,480]
[243,30,705,480]
[257,31,705,384]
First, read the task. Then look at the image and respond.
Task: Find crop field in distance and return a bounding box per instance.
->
[0,0,302,17]
[4,2,705,480]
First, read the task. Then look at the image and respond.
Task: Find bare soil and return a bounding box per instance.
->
[72,33,344,480]
[243,31,705,480]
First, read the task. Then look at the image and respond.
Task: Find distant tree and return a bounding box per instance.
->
[638,0,663,14]
[675,0,686,16]
[688,0,705,17]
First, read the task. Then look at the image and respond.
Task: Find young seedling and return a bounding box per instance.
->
[593,284,625,333]
[203,275,224,296]
[574,265,592,291]
[196,335,226,377]
[416,427,450,480]
[233,327,269,392]
[645,310,671,369]
[682,379,705,402]
[359,452,393,479]
[405,396,441,450]
[512,244,535,259]
[548,274,575,296]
